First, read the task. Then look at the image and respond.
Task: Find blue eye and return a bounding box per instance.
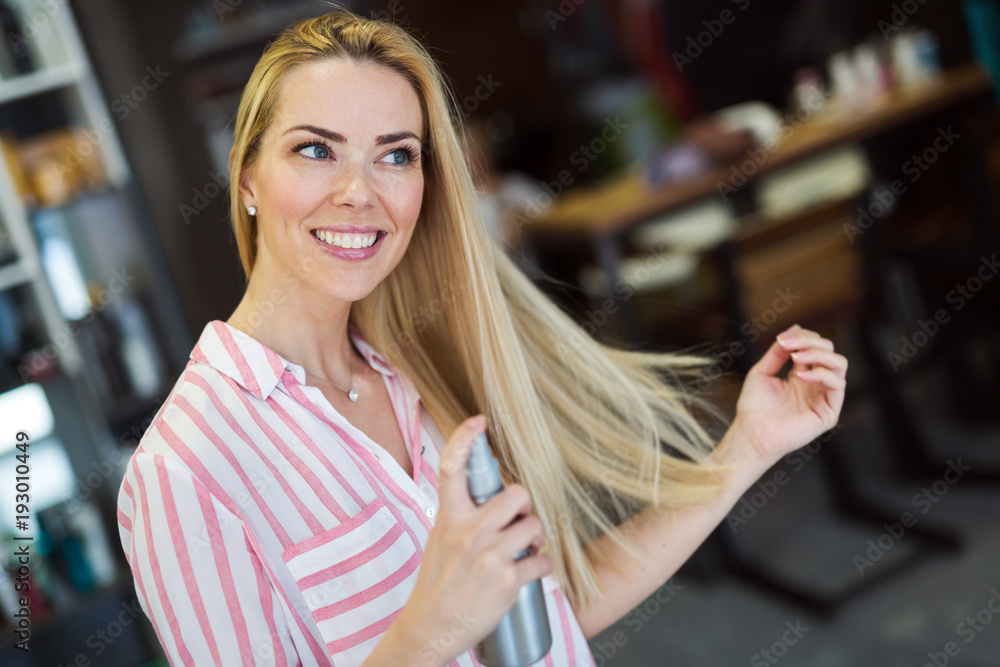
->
[295,143,330,159]
[382,147,418,165]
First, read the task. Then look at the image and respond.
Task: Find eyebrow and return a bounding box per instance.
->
[284,124,421,145]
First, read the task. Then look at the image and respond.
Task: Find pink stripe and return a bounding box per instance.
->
[245,531,288,667]
[263,345,286,379]
[406,392,424,486]
[283,499,384,562]
[421,458,438,487]
[133,457,196,665]
[153,418,329,664]
[155,455,222,666]
[267,377,368,515]
[315,549,420,621]
[186,373,338,531]
[160,393,294,549]
[554,588,575,665]
[195,471,255,664]
[240,510,331,664]
[390,375,419,483]
[214,320,262,397]
[117,507,131,532]
[545,650,555,666]
[288,383,432,549]
[302,523,404,588]
[326,604,404,654]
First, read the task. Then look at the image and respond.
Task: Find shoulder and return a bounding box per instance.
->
[121,359,253,496]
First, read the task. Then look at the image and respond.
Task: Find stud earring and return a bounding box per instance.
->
[247,206,257,216]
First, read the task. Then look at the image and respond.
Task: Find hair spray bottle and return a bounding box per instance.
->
[466,432,552,667]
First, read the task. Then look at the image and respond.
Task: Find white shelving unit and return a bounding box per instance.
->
[0,2,180,661]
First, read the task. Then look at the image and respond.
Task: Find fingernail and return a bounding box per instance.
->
[468,414,486,430]
[777,332,792,345]
[792,323,802,330]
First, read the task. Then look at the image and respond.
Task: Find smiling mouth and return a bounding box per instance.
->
[311,229,385,249]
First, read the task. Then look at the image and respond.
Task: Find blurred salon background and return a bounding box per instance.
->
[0,0,997,665]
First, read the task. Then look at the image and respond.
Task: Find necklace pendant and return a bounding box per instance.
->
[348,388,359,402]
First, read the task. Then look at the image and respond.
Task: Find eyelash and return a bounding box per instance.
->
[290,140,419,165]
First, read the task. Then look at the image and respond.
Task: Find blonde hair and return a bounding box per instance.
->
[228,7,728,611]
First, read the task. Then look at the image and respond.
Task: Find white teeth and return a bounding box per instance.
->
[315,231,378,249]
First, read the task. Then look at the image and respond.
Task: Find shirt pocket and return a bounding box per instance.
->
[281,497,421,664]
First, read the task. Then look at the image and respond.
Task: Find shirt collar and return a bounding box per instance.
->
[190,320,395,401]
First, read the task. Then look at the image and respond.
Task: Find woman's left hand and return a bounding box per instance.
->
[731,324,847,467]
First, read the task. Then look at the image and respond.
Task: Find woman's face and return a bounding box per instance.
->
[240,58,425,303]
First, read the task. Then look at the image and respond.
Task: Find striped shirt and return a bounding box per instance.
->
[117,320,596,667]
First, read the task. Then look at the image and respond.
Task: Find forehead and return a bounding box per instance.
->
[271,58,423,140]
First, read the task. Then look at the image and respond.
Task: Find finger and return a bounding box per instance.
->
[788,324,823,339]
[778,328,834,353]
[439,415,488,509]
[796,366,846,391]
[790,349,848,375]
[479,484,535,536]
[493,513,545,561]
[749,336,792,377]
[514,551,554,585]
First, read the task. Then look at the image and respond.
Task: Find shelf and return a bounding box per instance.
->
[0,63,86,105]
[0,259,34,291]
[172,2,322,62]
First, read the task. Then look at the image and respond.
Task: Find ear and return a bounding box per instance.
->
[238,166,258,212]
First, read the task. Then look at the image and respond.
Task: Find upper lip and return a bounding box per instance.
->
[312,226,384,234]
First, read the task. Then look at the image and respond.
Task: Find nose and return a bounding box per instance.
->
[332,161,374,210]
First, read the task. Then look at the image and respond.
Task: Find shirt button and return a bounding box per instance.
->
[425,507,435,519]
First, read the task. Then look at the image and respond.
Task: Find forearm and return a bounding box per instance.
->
[572,420,774,639]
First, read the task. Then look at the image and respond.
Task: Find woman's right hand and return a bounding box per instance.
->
[395,414,553,666]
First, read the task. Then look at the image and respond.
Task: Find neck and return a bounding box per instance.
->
[226,254,359,385]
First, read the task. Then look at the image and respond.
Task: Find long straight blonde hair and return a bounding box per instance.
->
[228,7,729,611]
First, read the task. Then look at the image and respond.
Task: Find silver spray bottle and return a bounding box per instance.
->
[466,432,552,667]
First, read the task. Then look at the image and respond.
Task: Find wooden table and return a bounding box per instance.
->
[523,64,995,344]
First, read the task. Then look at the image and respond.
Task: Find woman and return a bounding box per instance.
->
[116,9,847,667]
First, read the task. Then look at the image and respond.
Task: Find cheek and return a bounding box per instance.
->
[386,177,424,230]
[261,165,328,220]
